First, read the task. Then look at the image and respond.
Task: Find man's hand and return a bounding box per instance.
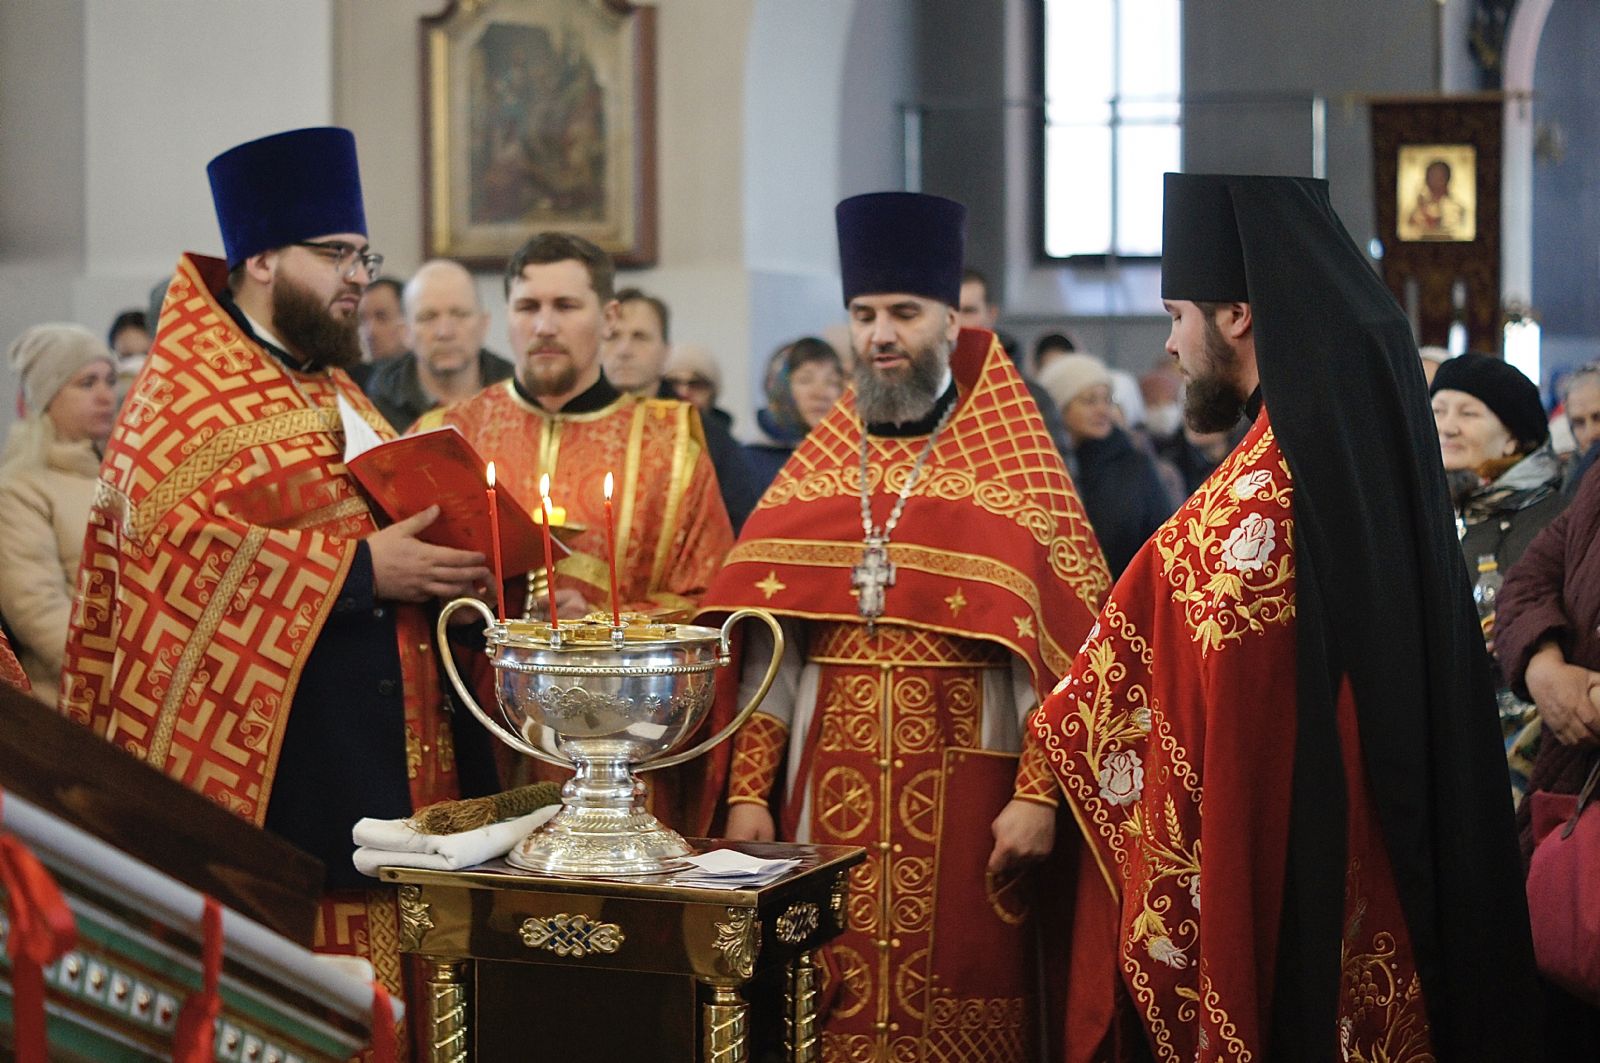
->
[987,799,1056,878]
[724,803,776,842]
[368,505,491,603]
[1525,642,1600,747]
[555,588,592,620]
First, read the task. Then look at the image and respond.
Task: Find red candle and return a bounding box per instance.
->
[485,461,505,621]
[603,471,621,628]
[539,473,560,630]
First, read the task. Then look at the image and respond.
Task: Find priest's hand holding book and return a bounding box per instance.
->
[337,401,565,613]
[368,504,491,603]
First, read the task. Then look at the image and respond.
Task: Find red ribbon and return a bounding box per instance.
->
[172,896,223,1063]
[0,789,78,1063]
[368,980,398,1063]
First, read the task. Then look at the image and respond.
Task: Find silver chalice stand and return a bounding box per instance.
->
[437,600,783,877]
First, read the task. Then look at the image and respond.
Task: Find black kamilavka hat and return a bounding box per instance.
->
[1160,172,1248,302]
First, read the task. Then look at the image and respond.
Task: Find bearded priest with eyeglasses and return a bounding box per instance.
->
[58,127,501,1053]
[698,192,1111,1061]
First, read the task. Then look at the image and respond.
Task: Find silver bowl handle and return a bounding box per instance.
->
[638,607,785,773]
[435,597,574,770]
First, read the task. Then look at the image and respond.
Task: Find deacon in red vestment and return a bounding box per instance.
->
[1034,173,1540,1061]
[416,235,732,622]
[704,193,1110,1062]
[57,128,498,1055]
[422,231,735,821]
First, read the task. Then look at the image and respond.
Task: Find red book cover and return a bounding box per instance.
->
[345,425,562,574]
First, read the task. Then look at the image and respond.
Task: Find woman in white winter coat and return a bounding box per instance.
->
[0,324,117,705]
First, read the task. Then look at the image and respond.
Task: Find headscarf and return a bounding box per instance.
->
[3,324,114,473]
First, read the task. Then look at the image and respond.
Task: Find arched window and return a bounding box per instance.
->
[1041,0,1182,259]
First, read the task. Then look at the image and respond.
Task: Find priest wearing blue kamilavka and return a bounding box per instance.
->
[60,127,499,1059]
[701,192,1111,1061]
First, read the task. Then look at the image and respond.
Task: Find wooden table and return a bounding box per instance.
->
[383,840,863,1062]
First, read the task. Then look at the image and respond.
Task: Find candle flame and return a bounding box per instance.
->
[543,496,554,515]
[604,471,614,500]
[539,472,550,499]
[486,460,496,488]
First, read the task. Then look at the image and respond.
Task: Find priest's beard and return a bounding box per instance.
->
[520,347,579,398]
[854,335,951,424]
[1184,317,1247,433]
[272,274,363,369]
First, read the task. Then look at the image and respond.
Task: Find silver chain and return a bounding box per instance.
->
[858,399,958,542]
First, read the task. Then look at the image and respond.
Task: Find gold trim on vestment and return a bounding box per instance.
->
[130,406,339,541]
[725,538,1072,678]
[809,623,1012,668]
[555,549,611,593]
[366,889,404,997]
[284,495,371,531]
[616,400,649,565]
[760,395,1109,617]
[147,524,268,772]
[649,404,690,589]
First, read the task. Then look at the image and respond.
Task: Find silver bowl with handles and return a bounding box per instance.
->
[437,601,783,876]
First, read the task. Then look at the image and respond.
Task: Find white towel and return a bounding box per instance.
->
[351,805,560,878]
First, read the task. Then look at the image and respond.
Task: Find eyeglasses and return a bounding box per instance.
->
[293,240,384,281]
[665,375,715,392]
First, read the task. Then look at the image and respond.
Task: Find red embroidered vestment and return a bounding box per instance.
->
[1034,410,1434,1062]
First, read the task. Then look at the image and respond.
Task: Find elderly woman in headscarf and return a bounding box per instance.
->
[746,336,845,493]
[1430,353,1566,579]
[1038,352,1171,577]
[1432,353,1567,793]
[0,324,117,705]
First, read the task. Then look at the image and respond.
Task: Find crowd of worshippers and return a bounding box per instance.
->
[4,123,1600,1058]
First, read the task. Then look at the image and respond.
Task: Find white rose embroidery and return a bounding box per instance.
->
[1188,873,1201,913]
[1077,621,1102,655]
[1232,469,1273,499]
[1147,935,1188,969]
[1220,512,1276,573]
[1097,749,1144,806]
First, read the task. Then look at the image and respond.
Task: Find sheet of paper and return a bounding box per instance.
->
[681,849,801,878]
[338,394,386,462]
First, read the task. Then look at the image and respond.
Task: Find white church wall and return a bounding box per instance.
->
[0,0,334,429]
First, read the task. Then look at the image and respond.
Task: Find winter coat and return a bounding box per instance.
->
[0,439,101,705]
[1074,425,1173,578]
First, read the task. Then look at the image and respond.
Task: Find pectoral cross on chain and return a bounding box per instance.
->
[851,535,895,634]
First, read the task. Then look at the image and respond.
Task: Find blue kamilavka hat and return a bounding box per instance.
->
[206,127,367,268]
[835,192,967,307]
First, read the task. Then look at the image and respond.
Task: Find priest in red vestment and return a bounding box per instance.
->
[703,192,1111,1062]
[58,127,499,1054]
[1033,173,1540,1061]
